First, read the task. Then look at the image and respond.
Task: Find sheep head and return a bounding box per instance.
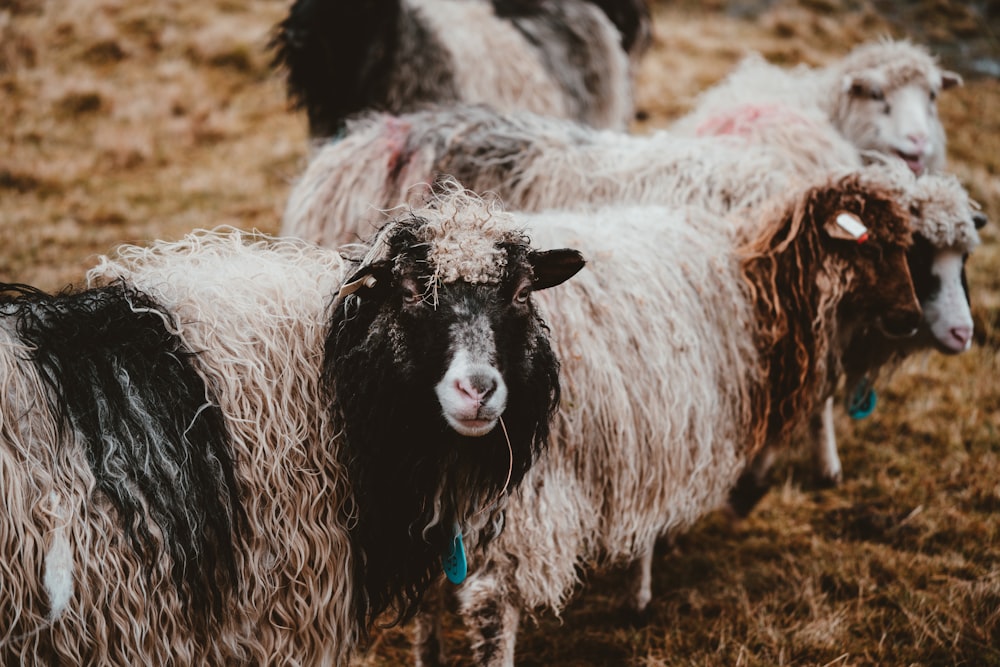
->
[833,40,960,176]
[807,167,923,341]
[324,187,583,631]
[741,165,922,449]
[902,173,985,354]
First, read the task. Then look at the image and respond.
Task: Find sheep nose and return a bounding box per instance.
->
[457,375,498,405]
[949,325,972,350]
[907,133,928,152]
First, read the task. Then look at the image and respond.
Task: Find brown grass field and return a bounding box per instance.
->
[2,0,998,664]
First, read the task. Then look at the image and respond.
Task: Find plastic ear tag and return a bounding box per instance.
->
[442,525,467,585]
[836,213,870,244]
[337,275,377,299]
[847,378,877,420]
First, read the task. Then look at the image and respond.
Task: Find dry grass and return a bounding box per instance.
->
[1,0,998,665]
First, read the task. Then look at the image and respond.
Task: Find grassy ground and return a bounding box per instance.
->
[1,0,998,665]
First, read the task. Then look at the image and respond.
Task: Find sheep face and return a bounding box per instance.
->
[902,176,986,353]
[324,211,583,629]
[910,241,973,352]
[825,211,922,339]
[839,66,960,176]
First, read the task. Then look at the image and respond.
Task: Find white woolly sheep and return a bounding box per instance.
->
[0,213,582,664]
[409,166,924,666]
[672,39,963,175]
[270,0,650,138]
[280,105,859,248]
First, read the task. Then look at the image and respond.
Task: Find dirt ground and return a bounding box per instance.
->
[1,0,998,664]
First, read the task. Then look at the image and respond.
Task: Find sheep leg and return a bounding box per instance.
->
[811,396,842,486]
[457,567,520,667]
[624,534,657,621]
[727,443,778,518]
[412,580,448,667]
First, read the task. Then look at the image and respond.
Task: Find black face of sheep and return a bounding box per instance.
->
[323,214,584,630]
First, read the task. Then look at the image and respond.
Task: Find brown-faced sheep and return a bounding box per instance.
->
[270,0,650,138]
[731,171,985,508]
[0,212,583,664]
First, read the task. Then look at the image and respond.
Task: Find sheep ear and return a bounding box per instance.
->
[941,70,963,90]
[338,260,392,300]
[824,212,870,243]
[529,249,586,291]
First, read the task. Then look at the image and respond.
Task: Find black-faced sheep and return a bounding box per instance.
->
[0,214,583,664]
[409,166,924,666]
[672,39,963,176]
[270,0,650,138]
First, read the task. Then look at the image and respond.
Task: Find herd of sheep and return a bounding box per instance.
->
[0,0,988,664]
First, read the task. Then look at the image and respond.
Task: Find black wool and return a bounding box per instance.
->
[270,0,456,138]
[323,226,561,634]
[2,282,245,625]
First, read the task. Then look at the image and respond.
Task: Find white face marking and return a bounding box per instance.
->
[434,316,508,437]
[922,249,973,353]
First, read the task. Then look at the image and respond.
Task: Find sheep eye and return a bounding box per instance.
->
[883,103,891,115]
[401,280,422,305]
[870,89,884,102]
[513,284,531,306]
[930,90,937,102]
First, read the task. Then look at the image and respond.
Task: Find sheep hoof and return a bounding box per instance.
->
[815,470,843,489]
[618,602,653,628]
[726,471,771,518]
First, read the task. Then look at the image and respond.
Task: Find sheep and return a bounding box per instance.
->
[270,0,650,138]
[280,105,984,495]
[730,171,987,512]
[687,94,985,503]
[407,165,924,666]
[280,104,860,248]
[0,211,583,664]
[672,39,963,176]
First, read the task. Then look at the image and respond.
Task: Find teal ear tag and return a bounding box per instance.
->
[847,379,877,420]
[442,525,467,585]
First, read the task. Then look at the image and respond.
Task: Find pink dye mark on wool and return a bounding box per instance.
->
[695,103,813,138]
[383,117,414,178]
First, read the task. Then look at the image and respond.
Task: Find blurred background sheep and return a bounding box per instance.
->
[270,0,651,137]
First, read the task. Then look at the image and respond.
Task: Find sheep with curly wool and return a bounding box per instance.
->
[672,39,962,176]
[730,170,986,512]
[0,212,582,664]
[270,0,650,138]
[409,166,924,666]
